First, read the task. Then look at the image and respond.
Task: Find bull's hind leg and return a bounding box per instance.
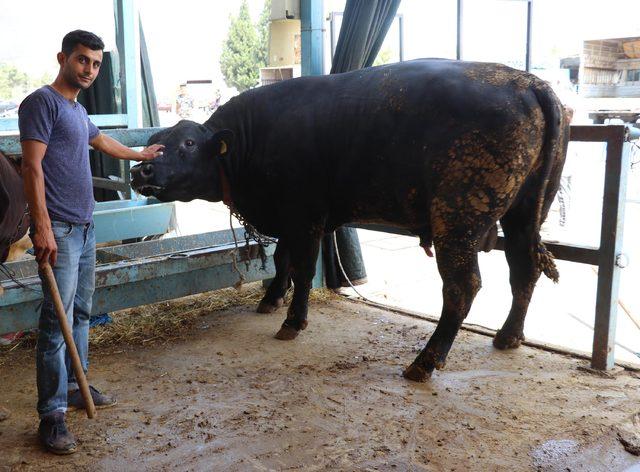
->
[274,235,321,340]
[493,209,541,349]
[257,240,291,313]
[403,243,481,382]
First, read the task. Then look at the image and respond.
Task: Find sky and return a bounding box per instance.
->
[1,0,639,103]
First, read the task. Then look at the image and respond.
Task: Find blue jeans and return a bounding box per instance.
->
[35,220,95,416]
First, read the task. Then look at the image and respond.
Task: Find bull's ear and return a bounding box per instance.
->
[211,129,234,157]
[147,128,170,146]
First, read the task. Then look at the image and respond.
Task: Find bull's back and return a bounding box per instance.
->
[216,59,552,232]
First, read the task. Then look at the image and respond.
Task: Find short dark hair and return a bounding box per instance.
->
[61,30,104,56]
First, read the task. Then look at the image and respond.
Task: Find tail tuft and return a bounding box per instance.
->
[537,243,559,282]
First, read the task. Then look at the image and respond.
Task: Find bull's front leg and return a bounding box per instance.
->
[257,240,291,313]
[274,234,321,341]
[403,243,481,382]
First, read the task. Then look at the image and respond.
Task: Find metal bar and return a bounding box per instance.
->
[592,127,629,369]
[352,224,601,265]
[301,0,324,76]
[0,229,248,282]
[495,238,600,265]
[96,229,246,260]
[92,176,129,192]
[312,243,325,289]
[0,127,163,156]
[0,242,275,334]
[570,125,624,142]
[0,118,18,132]
[102,126,163,147]
[0,135,26,155]
[121,0,140,129]
[398,14,404,62]
[301,0,325,286]
[329,12,335,61]
[93,200,175,243]
[0,114,129,133]
[89,114,129,127]
[456,0,463,60]
[525,0,532,72]
[119,0,140,200]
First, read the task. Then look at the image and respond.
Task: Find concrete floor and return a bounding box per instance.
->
[1,297,639,470]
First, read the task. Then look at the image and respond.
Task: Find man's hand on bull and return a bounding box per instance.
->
[137,144,164,161]
[90,134,164,162]
[32,228,58,269]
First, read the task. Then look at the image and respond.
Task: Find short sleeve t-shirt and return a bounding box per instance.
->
[18,85,100,224]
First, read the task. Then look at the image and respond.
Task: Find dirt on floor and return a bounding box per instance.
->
[1,290,640,471]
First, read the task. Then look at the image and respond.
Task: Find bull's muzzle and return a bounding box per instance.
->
[130,163,163,195]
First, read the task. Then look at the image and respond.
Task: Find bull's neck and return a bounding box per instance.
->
[216,159,233,207]
[205,98,255,211]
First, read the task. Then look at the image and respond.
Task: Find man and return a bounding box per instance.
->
[19,30,164,455]
[175,83,193,119]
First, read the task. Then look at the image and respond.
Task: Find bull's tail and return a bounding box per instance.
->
[530,82,572,283]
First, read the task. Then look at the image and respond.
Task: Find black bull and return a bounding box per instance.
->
[131,59,570,381]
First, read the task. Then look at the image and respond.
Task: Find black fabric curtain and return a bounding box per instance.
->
[323,0,402,289]
[330,0,402,73]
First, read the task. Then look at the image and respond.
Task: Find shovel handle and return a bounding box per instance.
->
[42,263,96,419]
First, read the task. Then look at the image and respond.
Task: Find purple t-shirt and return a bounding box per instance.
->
[18,85,100,224]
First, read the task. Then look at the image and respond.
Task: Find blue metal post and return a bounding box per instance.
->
[301,0,325,287]
[456,0,463,60]
[592,127,629,370]
[120,0,141,129]
[301,0,324,76]
[525,0,532,71]
[117,0,141,199]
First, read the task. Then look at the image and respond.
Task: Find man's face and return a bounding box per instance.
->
[60,44,103,90]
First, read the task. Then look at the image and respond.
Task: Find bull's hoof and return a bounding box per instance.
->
[274,320,308,341]
[493,330,524,350]
[256,297,284,314]
[402,363,432,382]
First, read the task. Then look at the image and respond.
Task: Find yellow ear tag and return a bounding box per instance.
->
[220,140,227,155]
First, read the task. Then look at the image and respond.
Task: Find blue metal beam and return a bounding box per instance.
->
[0,127,163,156]
[301,0,325,288]
[93,199,175,243]
[301,0,324,76]
[592,127,629,369]
[0,114,130,132]
[0,234,276,334]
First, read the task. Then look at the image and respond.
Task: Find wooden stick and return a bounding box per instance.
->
[41,263,96,419]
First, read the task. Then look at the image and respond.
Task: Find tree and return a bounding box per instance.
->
[257,0,271,66]
[0,63,53,101]
[373,48,394,67]
[0,63,30,100]
[220,0,271,92]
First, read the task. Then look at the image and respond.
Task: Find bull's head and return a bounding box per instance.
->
[130,120,233,202]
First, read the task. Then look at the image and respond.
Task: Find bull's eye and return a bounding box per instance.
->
[185,139,195,147]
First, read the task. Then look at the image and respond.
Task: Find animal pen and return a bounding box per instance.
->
[1,0,639,470]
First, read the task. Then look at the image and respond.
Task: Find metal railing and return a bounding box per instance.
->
[353,125,631,370]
